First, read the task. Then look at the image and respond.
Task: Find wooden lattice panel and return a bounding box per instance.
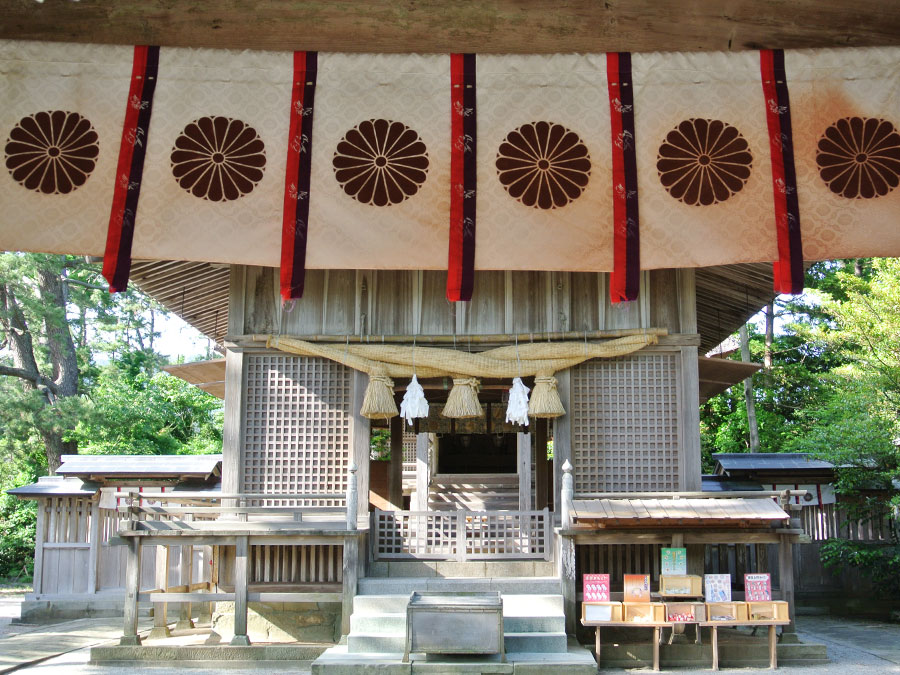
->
[249,544,343,584]
[402,430,417,472]
[243,355,351,504]
[572,354,680,493]
[374,511,456,559]
[465,511,549,559]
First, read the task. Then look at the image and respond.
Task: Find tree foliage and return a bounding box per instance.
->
[701,258,900,591]
[0,252,223,578]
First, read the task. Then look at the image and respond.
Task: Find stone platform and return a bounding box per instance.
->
[311,638,597,674]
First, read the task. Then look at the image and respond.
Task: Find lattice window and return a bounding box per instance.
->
[243,355,351,504]
[572,354,680,493]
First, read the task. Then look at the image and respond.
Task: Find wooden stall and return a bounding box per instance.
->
[8,455,220,621]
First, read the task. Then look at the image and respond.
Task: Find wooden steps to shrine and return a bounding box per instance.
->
[427,474,519,511]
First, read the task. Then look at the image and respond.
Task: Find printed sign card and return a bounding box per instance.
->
[705,574,732,602]
[584,603,613,622]
[583,573,610,602]
[661,547,687,575]
[744,573,772,601]
[624,574,651,602]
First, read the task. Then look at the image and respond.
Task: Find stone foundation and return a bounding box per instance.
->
[211,601,341,643]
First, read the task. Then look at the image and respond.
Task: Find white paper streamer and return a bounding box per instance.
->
[506,377,530,426]
[400,374,429,426]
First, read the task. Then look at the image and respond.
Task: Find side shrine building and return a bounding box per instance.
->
[3,8,900,668]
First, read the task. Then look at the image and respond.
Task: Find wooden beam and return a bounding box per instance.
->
[4,1,899,53]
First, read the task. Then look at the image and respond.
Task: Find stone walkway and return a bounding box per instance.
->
[0,585,897,674]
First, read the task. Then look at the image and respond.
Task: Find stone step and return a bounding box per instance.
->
[504,632,569,654]
[504,615,566,633]
[347,632,406,653]
[347,631,570,656]
[350,611,405,634]
[350,611,565,635]
[358,576,561,596]
[354,593,563,616]
[313,640,598,674]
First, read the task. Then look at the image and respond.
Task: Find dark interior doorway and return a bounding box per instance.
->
[436,433,517,474]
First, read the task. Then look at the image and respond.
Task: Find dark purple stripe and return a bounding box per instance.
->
[289,51,317,298]
[460,52,477,301]
[772,49,803,292]
[618,52,640,300]
[112,45,159,292]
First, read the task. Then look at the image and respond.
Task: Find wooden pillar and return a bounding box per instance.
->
[120,536,142,646]
[560,461,576,635]
[389,415,403,509]
[341,534,359,636]
[552,370,572,521]
[221,348,246,499]
[534,419,548,510]
[518,432,532,511]
[149,544,171,639]
[415,432,429,511]
[230,536,251,646]
[778,533,797,637]
[176,541,195,630]
[86,500,101,595]
[351,370,371,522]
[32,498,48,596]
[197,545,214,625]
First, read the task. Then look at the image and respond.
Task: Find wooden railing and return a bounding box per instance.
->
[372,508,552,561]
[113,467,366,646]
[105,462,360,530]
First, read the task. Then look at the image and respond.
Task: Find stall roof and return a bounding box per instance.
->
[697,356,762,403]
[701,475,764,492]
[713,453,834,476]
[571,497,789,529]
[6,476,98,498]
[56,454,222,481]
[163,359,226,399]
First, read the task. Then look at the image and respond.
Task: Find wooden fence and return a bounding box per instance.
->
[32,495,209,598]
[372,508,552,561]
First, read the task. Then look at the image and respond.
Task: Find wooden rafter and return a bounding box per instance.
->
[3,0,899,54]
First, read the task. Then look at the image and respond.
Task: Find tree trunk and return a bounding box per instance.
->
[740,323,760,452]
[37,265,81,472]
[0,262,81,473]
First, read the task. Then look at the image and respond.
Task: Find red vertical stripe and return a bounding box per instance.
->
[607,53,627,303]
[447,54,476,302]
[282,51,306,301]
[761,49,803,295]
[607,52,640,303]
[447,54,466,301]
[281,52,317,301]
[103,46,150,293]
